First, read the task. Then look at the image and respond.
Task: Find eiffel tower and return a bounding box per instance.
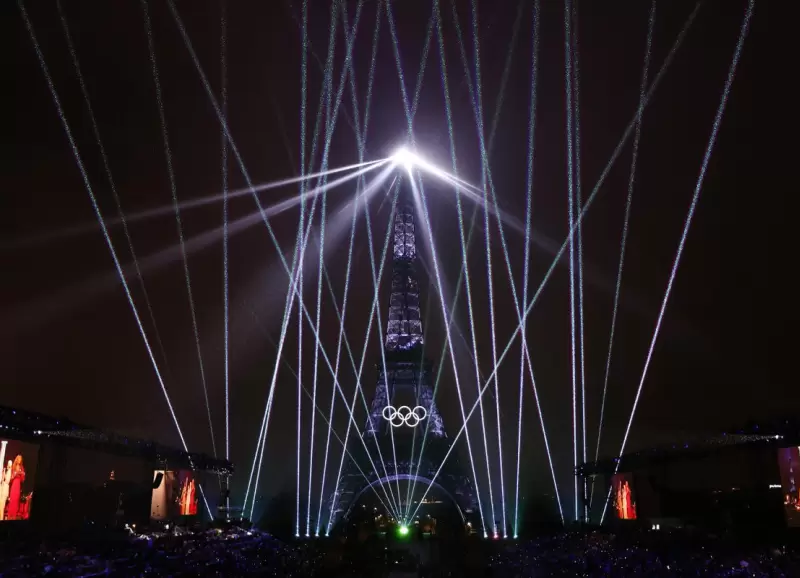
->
[327,188,478,530]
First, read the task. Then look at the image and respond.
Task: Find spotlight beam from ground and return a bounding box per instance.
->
[317,1,383,533]
[56,0,175,400]
[452,0,561,529]
[247,305,396,518]
[469,0,507,535]
[569,0,589,523]
[562,0,580,522]
[221,0,230,478]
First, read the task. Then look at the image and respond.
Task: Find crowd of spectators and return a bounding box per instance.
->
[2,526,800,576]
[489,531,800,577]
[0,526,322,577]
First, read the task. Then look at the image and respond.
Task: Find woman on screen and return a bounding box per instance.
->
[179,477,189,516]
[0,460,11,521]
[6,455,26,521]
[187,479,196,515]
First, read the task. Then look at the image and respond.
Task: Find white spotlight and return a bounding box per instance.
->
[392,147,416,170]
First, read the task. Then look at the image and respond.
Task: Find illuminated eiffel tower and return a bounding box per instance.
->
[327,184,478,530]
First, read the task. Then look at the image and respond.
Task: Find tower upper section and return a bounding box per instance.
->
[385,203,423,352]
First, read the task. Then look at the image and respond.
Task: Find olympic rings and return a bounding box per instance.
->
[381,405,428,428]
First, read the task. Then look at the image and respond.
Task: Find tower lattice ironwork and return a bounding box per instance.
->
[326,187,477,530]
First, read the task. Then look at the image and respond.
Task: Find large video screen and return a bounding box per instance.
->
[777,446,800,527]
[1,439,39,521]
[611,472,638,520]
[150,470,199,520]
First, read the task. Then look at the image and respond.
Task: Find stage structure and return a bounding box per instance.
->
[0,405,233,526]
[576,423,796,529]
[0,405,232,475]
[327,190,478,530]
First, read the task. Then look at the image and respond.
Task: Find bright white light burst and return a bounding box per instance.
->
[392,147,417,170]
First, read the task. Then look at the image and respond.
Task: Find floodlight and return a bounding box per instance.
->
[391,147,416,170]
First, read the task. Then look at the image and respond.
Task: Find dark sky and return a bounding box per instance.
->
[3,0,789,521]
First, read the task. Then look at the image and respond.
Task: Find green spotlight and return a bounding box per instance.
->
[397,524,409,537]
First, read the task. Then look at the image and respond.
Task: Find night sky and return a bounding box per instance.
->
[3,0,789,518]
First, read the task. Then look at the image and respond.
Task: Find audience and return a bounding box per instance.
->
[489,532,800,577]
[0,527,322,577]
[1,526,799,576]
